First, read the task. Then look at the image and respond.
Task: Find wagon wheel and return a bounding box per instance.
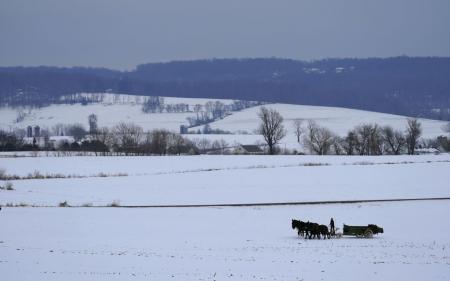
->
[364,229,374,238]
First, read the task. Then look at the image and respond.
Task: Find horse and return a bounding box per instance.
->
[305,221,321,239]
[291,219,307,237]
[318,224,331,239]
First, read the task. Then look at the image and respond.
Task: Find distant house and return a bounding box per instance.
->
[168,143,199,155]
[234,145,264,155]
[414,148,440,155]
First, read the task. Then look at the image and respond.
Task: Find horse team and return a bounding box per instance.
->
[291,219,334,239]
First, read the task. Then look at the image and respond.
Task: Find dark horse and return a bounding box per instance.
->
[305,222,331,239]
[318,224,331,239]
[305,221,321,239]
[291,219,307,237]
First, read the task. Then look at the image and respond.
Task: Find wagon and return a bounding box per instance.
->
[342,224,384,238]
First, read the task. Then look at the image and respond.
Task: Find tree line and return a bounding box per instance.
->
[2,57,450,120]
[301,119,423,155]
[257,107,450,155]
[0,113,198,155]
[2,108,450,155]
[0,125,198,156]
[186,100,262,127]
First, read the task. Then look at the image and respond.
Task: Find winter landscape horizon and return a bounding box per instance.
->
[2,1,450,280]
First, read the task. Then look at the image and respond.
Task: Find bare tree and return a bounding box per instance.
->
[194,104,202,119]
[67,123,87,142]
[331,136,344,155]
[257,107,286,155]
[149,129,170,155]
[211,140,222,155]
[210,139,229,155]
[202,124,211,134]
[292,119,303,143]
[112,122,143,155]
[52,123,66,136]
[15,109,26,123]
[342,130,357,155]
[186,116,197,127]
[368,124,383,155]
[169,133,185,155]
[0,130,24,150]
[406,118,422,155]
[442,122,450,134]
[353,124,383,155]
[303,121,334,155]
[381,126,406,155]
[194,138,211,154]
[211,101,227,119]
[165,104,174,113]
[219,139,229,154]
[91,127,113,155]
[142,96,164,113]
[205,101,214,120]
[437,135,450,152]
[354,125,371,155]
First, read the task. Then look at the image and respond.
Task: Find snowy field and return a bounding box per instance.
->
[1,154,450,280]
[1,154,450,206]
[1,93,448,149]
[1,201,449,281]
[190,103,448,149]
[0,95,234,132]
[197,103,447,137]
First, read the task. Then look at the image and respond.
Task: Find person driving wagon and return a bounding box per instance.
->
[330,218,335,235]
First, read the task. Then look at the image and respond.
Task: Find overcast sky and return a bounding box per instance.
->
[1,0,449,70]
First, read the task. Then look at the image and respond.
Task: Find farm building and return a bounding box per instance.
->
[234,145,264,155]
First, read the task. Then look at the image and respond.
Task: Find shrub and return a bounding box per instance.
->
[58,201,69,207]
[0,168,6,179]
[27,170,45,179]
[33,170,45,179]
[5,182,14,190]
[108,200,120,207]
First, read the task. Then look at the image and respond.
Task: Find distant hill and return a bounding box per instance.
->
[1,57,450,120]
[1,94,447,151]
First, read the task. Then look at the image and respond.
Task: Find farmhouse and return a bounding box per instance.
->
[414,147,440,155]
[234,145,264,155]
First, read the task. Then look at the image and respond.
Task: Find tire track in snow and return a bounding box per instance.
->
[115,197,450,208]
[4,197,449,208]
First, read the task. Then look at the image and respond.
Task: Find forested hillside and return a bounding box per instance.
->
[1,57,450,120]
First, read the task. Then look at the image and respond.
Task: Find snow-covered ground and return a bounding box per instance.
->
[0,81,448,281]
[0,95,234,132]
[198,103,447,137]
[1,201,449,281]
[191,103,449,149]
[1,154,449,206]
[1,93,448,149]
[1,155,450,280]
